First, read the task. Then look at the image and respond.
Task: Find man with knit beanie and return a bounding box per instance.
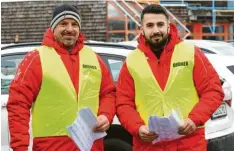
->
[7,4,116,151]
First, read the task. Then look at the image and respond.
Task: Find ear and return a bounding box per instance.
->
[140,25,144,35]
[167,22,170,33]
[140,24,143,30]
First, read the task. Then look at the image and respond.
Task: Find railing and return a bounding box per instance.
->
[112,0,191,39]
[160,1,234,10]
[112,0,141,26]
[160,0,234,35]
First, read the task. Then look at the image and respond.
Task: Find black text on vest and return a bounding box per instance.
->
[83,64,97,70]
[173,61,188,68]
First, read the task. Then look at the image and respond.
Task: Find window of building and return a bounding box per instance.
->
[128,33,136,41]
[202,36,224,41]
[186,36,193,39]
[202,25,224,33]
[191,23,231,41]
[128,19,137,30]
[176,24,185,33]
[107,1,140,42]
[108,2,123,18]
[175,23,192,39]
[108,20,125,30]
[186,25,193,32]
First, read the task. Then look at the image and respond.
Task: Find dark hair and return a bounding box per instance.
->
[140,4,169,21]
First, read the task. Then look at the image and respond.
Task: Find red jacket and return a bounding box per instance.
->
[7,28,116,151]
[116,24,224,150]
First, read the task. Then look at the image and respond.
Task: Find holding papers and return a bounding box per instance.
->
[148,109,184,144]
[67,108,107,151]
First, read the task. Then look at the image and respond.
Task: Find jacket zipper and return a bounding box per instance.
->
[157,55,163,115]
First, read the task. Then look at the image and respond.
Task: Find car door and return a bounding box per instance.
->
[1,53,27,151]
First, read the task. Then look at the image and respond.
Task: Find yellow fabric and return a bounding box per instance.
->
[126,41,199,126]
[32,45,101,137]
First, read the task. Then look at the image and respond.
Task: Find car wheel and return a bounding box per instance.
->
[104,138,132,151]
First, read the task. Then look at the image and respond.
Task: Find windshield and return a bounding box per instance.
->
[212,44,234,56]
[1,54,25,94]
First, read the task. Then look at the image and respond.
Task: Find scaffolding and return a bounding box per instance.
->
[160,0,234,35]
[112,0,191,39]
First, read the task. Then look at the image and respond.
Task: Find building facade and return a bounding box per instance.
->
[1,0,234,44]
[1,1,107,43]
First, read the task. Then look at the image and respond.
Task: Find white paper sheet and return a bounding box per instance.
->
[148,109,184,144]
[67,108,107,151]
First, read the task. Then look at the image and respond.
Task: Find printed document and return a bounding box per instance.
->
[67,108,107,151]
[148,109,184,144]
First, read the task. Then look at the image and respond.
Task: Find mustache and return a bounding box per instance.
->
[62,31,76,36]
[150,33,163,38]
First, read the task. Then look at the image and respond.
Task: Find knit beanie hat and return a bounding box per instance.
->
[50,4,81,31]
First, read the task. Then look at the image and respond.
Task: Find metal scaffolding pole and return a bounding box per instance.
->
[113,0,141,27]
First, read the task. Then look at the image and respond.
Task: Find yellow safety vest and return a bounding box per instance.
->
[32,45,101,137]
[126,41,200,126]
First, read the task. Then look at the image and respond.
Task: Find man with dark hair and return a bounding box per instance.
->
[116,4,224,151]
[7,3,116,151]
[140,4,169,20]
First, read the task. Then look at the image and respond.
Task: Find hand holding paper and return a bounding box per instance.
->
[93,115,110,132]
[148,109,184,144]
[178,118,196,135]
[138,125,158,142]
[67,108,107,151]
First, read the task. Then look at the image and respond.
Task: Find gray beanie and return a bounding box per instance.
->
[50,4,81,31]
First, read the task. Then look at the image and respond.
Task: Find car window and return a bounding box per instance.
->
[1,44,127,94]
[1,54,25,94]
[99,55,125,82]
[200,48,216,54]
[1,52,125,94]
[227,66,234,74]
[107,59,124,82]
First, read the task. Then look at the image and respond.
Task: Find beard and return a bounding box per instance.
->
[144,32,169,50]
[61,31,78,47]
[62,38,76,46]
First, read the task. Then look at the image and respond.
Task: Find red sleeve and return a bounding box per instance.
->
[96,55,116,124]
[188,47,224,126]
[6,50,42,151]
[116,62,145,137]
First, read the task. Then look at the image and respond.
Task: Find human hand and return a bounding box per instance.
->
[93,115,110,132]
[178,118,197,135]
[138,125,158,142]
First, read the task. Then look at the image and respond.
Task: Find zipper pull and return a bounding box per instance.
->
[158,60,160,64]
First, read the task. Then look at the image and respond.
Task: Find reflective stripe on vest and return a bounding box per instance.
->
[32,45,101,137]
[126,41,199,126]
